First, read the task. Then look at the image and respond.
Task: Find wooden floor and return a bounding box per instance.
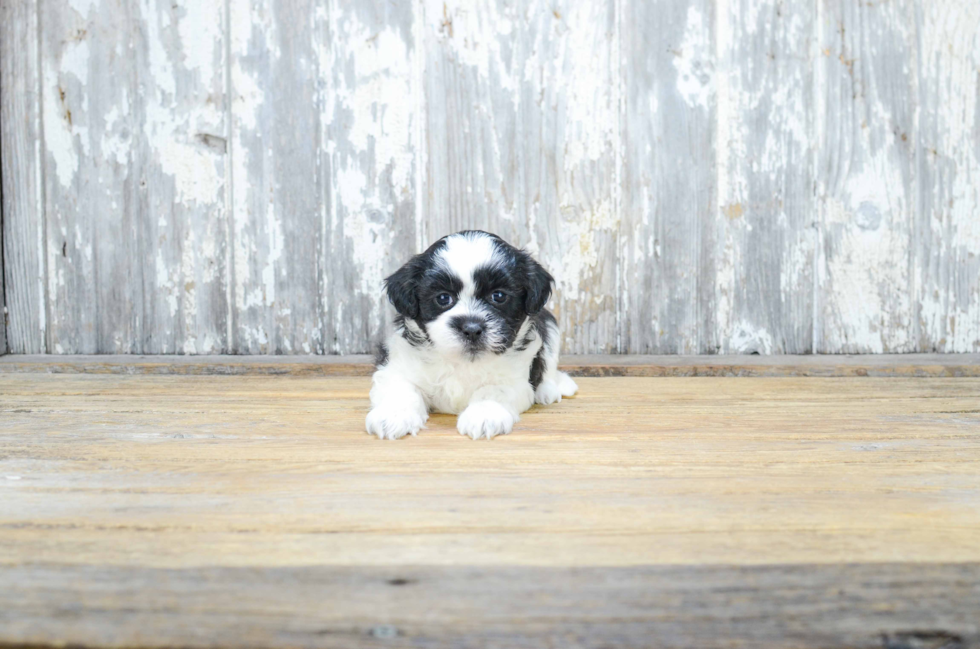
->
[1,365,979,648]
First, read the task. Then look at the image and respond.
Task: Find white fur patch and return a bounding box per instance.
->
[534,380,562,405]
[434,232,503,298]
[556,372,578,397]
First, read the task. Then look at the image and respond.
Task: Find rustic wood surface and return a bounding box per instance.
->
[1,0,46,354]
[2,352,980,377]
[2,563,978,649]
[1,373,979,647]
[711,0,816,355]
[2,0,980,355]
[620,0,710,355]
[817,0,915,354]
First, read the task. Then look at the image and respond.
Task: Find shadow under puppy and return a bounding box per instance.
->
[367,230,578,440]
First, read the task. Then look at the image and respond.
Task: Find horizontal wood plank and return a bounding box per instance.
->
[1,374,979,647]
[1,563,978,649]
[2,374,980,646]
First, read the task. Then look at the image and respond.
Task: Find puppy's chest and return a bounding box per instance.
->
[420,357,528,414]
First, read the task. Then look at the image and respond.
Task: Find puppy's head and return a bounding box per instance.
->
[385,231,552,357]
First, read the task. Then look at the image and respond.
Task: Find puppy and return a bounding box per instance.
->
[366,230,578,440]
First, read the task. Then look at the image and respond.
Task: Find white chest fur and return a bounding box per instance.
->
[385,329,541,414]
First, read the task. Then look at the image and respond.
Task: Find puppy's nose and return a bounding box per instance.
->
[461,321,484,341]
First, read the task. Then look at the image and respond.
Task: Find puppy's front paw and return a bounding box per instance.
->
[457,401,517,440]
[365,407,427,440]
[534,380,562,405]
[556,371,578,397]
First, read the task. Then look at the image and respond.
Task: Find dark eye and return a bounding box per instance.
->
[435,293,454,308]
[490,290,508,304]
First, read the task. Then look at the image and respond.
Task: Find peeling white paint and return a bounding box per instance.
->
[157,139,223,205]
[43,61,79,189]
[262,201,283,308]
[554,200,617,301]
[552,2,615,167]
[178,1,223,88]
[13,0,980,355]
[729,322,774,355]
[61,39,89,88]
[431,0,519,95]
[675,6,714,109]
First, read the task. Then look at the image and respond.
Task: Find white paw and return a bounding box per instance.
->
[534,380,562,405]
[365,407,427,440]
[556,372,578,397]
[457,401,517,440]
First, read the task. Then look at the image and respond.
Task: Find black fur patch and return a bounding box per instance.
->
[529,349,547,389]
[527,309,555,389]
[383,237,452,320]
[375,343,389,367]
[395,315,430,347]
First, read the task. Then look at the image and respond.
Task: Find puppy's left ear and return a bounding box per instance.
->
[521,253,554,315]
[384,255,425,320]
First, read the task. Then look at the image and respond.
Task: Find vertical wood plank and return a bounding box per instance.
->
[320,1,419,354]
[531,1,619,354]
[815,0,916,353]
[915,0,980,352]
[40,0,141,353]
[422,0,523,241]
[620,0,713,354]
[424,0,619,354]
[229,0,320,353]
[137,0,230,354]
[1,205,4,353]
[707,0,815,354]
[1,0,46,353]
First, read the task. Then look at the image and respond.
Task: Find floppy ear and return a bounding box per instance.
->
[384,256,425,319]
[521,253,554,315]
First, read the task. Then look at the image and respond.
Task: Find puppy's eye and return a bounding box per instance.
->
[490,290,508,304]
[435,293,455,308]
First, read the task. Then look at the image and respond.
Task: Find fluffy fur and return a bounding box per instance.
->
[366,231,577,440]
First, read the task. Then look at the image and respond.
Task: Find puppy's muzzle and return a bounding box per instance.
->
[452,315,486,344]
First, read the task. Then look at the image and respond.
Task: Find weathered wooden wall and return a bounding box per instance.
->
[1,0,978,355]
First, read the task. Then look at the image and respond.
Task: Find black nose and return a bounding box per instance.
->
[461,320,484,341]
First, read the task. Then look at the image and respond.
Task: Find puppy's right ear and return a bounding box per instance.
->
[384,255,424,320]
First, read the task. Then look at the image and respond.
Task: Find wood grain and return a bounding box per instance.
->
[0,374,979,647]
[321,1,419,353]
[620,0,712,354]
[710,0,816,354]
[1,564,978,649]
[816,0,916,353]
[3,0,980,355]
[0,203,4,355]
[915,2,980,352]
[229,0,321,354]
[1,375,979,568]
[40,0,143,353]
[138,0,230,354]
[1,0,46,354]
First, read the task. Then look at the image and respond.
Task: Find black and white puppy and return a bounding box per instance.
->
[367,230,577,440]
